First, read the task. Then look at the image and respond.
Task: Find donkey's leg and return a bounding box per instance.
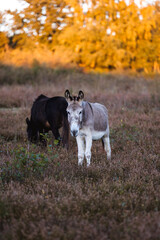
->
[39,129,47,146]
[85,133,92,167]
[102,135,111,160]
[53,128,61,145]
[50,125,61,145]
[62,116,69,150]
[76,135,85,166]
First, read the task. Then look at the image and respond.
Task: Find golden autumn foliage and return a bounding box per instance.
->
[0,0,160,72]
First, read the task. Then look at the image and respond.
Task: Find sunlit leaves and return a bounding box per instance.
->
[1,0,160,72]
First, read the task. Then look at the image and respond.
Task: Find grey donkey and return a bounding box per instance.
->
[65,90,111,166]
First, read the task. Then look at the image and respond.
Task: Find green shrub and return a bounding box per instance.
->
[1,145,58,182]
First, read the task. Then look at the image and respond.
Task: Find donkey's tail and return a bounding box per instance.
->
[101,138,104,150]
[62,113,69,150]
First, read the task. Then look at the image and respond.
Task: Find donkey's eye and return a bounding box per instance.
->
[67,111,70,115]
[79,111,82,115]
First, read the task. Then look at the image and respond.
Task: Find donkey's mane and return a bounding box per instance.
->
[87,102,94,115]
[70,96,81,102]
[34,94,48,103]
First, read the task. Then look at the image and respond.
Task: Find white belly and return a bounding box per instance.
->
[79,128,106,140]
[91,130,106,140]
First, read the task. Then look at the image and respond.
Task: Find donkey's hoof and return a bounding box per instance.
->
[107,153,111,160]
[78,157,84,166]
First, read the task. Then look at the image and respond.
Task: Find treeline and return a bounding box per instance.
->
[0,0,160,73]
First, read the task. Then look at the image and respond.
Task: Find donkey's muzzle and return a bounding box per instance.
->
[71,130,78,137]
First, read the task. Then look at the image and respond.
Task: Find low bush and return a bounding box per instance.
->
[1,144,58,182]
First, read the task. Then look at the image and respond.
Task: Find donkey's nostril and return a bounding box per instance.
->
[72,130,78,137]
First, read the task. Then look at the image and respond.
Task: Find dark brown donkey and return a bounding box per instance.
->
[26,94,69,149]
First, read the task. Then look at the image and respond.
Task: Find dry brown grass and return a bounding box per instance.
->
[0,71,160,240]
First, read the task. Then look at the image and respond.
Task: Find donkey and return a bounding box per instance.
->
[65,90,111,166]
[26,94,69,149]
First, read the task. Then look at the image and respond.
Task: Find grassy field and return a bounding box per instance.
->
[0,69,160,240]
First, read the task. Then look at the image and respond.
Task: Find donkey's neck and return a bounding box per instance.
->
[81,101,94,127]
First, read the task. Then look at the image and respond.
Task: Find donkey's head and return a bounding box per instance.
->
[26,117,38,142]
[65,90,84,137]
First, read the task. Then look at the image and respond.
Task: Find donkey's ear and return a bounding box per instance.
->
[26,117,30,125]
[65,89,71,100]
[78,90,84,100]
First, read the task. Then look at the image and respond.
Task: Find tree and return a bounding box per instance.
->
[1,0,160,72]
[9,0,69,46]
[0,12,8,52]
